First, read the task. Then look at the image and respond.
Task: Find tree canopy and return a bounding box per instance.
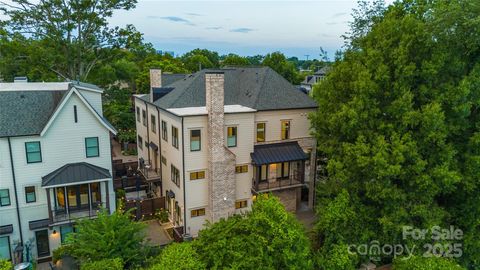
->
[311,0,480,268]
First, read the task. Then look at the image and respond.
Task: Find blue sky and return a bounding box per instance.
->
[110,0,374,59]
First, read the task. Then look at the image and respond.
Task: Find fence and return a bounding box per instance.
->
[125,196,166,220]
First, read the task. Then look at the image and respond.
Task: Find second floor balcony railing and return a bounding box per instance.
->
[51,202,105,224]
[252,170,305,193]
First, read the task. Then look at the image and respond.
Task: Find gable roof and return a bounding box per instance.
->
[0,90,68,137]
[151,67,317,111]
[162,74,186,86]
[42,162,111,187]
[0,82,116,137]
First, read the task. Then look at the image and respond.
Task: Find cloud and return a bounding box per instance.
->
[230,27,255,33]
[206,26,222,30]
[326,20,349,25]
[332,12,348,18]
[148,16,195,26]
[186,12,202,16]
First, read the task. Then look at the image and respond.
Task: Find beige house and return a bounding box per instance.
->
[134,67,317,236]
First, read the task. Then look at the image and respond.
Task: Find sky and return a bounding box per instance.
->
[109,0,385,60]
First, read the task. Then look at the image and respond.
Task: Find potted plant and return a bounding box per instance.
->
[156,208,169,225]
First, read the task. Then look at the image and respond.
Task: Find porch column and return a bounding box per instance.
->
[46,188,53,223]
[105,181,110,213]
[255,165,260,190]
[88,184,92,216]
[64,186,70,219]
[300,160,305,183]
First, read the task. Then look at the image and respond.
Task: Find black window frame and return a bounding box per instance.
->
[235,165,248,174]
[136,107,140,122]
[190,129,201,151]
[142,109,147,127]
[227,126,237,147]
[138,135,143,150]
[281,120,290,140]
[256,122,266,142]
[0,235,11,260]
[235,200,248,209]
[190,171,205,180]
[171,165,180,187]
[73,105,78,123]
[85,137,100,158]
[191,208,206,217]
[25,141,42,164]
[172,126,179,149]
[151,114,157,133]
[25,186,36,203]
[161,121,168,141]
[0,189,11,207]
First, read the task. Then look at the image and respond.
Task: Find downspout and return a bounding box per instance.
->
[156,107,163,193]
[181,117,187,234]
[144,101,151,164]
[7,137,24,244]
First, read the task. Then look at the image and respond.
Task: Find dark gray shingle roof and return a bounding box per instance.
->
[153,67,317,111]
[162,74,186,86]
[251,141,308,165]
[42,162,111,187]
[0,90,68,137]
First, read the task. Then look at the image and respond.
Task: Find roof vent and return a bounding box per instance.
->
[14,76,28,83]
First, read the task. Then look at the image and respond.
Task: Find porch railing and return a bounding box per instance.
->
[125,196,166,220]
[252,171,305,193]
[51,202,105,224]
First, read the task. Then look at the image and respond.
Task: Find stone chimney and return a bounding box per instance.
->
[205,72,236,222]
[150,69,162,102]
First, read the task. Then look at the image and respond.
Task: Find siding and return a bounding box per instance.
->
[78,89,103,116]
[254,109,314,143]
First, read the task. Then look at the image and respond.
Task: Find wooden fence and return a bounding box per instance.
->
[125,196,166,220]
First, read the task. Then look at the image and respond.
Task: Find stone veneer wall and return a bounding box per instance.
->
[205,72,237,222]
[149,69,162,102]
[272,188,301,212]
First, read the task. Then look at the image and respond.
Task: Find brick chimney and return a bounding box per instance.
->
[205,72,236,222]
[150,69,162,102]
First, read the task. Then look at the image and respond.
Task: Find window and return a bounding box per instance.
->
[235,165,248,174]
[227,127,237,147]
[138,135,143,149]
[60,225,74,244]
[151,115,156,133]
[161,155,167,165]
[136,107,140,122]
[162,121,168,141]
[25,186,36,203]
[85,137,99,158]
[171,165,180,187]
[145,140,149,149]
[172,126,179,149]
[142,109,146,126]
[73,105,78,123]
[25,141,42,163]
[235,200,248,209]
[191,208,205,217]
[0,189,10,207]
[190,130,201,151]
[190,171,205,180]
[35,229,50,257]
[276,162,289,178]
[0,236,11,260]
[281,120,290,140]
[256,123,265,142]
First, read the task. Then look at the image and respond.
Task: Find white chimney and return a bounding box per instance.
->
[150,69,162,102]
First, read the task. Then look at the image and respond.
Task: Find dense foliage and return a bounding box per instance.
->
[149,196,312,270]
[80,258,124,270]
[66,210,146,267]
[393,256,465,270]
[311,0,480,269]
[0,260,12,270]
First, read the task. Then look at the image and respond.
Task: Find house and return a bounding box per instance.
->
[300,66,331,93]
[0,81,116,263]
[134,67,317,237]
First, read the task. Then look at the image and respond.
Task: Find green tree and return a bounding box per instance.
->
[149,243,206,270]
[66,210,146,267]
[81,258,124,270]
[311,0,480,268]
[182,48,220,68]
[393,256,465,270]
[182,54,214,73]
[221,53,250,67]
[262,52,301,84]
[0,259,12,270]
[193,195,313,269]
[1,0,139,80]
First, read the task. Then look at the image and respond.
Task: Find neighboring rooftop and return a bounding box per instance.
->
[142,67,317,111]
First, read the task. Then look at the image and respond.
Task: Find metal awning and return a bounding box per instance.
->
[149,142,158,151]
[167,190,175,199]
[0,225,13,235]
[29,219,50,230]
[42,162,111,188]
[251,141,307,165]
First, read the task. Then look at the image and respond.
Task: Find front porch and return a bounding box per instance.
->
[42,162,113,225]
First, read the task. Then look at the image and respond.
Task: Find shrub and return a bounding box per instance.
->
[0,259,12,270]
[80,258,123,270]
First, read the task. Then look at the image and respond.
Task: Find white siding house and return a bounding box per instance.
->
[0,82,116,263]
[134,67,318,237]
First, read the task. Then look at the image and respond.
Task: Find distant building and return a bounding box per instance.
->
[301,66,331,93]
[134,67,318,237]
[0,81,116,263]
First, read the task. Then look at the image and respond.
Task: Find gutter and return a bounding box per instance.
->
[181,117,187,234]
[7,137,24,244]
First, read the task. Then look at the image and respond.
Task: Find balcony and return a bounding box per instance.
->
[252,170,305,193]
[51,202,105,224]
[138,158,161,181]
